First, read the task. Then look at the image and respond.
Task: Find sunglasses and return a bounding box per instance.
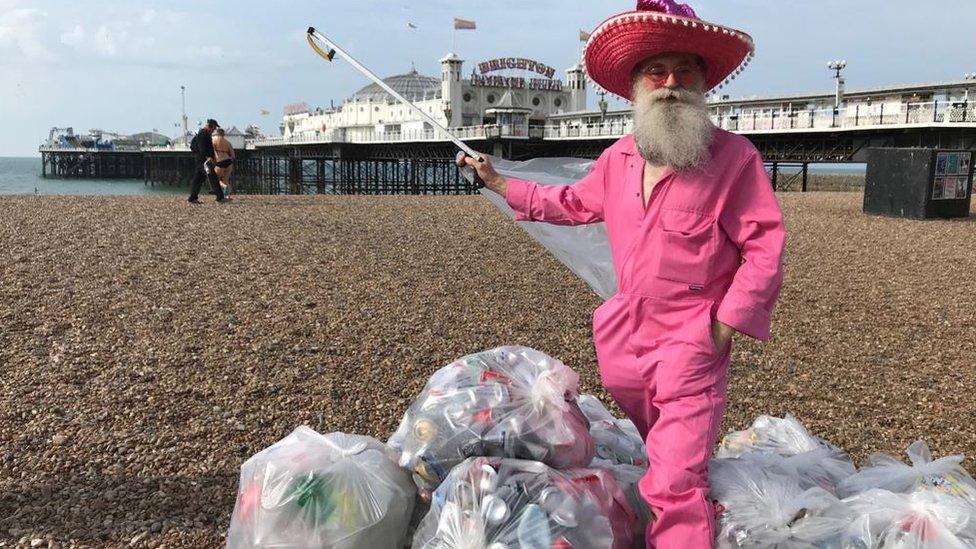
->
[636,63,703,86]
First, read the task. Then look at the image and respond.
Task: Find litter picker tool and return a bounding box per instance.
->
[306,27,484,163]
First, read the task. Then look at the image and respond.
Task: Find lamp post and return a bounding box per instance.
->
[964,73,976,102]
[180,86,189,138]
[828,60,847,109]
[598,91,609,134]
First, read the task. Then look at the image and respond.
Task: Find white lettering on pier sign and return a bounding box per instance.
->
[472,57,563,90]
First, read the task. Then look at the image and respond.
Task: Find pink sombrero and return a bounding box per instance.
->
[584,0,755,100]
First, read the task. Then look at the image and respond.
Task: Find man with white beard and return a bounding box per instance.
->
[459,1,786,546]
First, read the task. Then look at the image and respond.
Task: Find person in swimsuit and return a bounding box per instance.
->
[212,128,236,198]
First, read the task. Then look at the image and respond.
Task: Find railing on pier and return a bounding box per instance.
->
[255,100,976,146]
[543,121,635,139]
[250,123,532,148]
[38,145,143,153]
[712,100,976,133]
[142,144,190,152]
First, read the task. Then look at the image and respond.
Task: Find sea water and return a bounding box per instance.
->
[0,157,185,196]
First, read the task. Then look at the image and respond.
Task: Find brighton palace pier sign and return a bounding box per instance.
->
[470,57,563,91]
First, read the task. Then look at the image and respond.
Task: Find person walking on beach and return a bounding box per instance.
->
[459,1,785,546]
[188,119,224,203]
[212,128,236,199]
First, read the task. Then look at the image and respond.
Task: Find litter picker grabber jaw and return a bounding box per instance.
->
[306,26,485,170]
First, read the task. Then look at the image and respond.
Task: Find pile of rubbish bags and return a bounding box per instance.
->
[226,346,647,548]
[711,415,976,548]
[226,346,976,548]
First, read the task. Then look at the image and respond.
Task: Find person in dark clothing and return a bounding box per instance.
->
[188,119,224,203]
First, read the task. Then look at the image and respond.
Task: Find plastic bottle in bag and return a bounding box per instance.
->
[226,427,416,549]
[388,346,594,495]
[412,457,637,549]
[838,440,976,506]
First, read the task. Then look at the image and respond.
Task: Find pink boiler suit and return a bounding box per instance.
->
[504,130,786,548]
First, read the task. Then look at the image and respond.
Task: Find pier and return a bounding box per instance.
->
[40,149,144,179]
[39,78,976,194]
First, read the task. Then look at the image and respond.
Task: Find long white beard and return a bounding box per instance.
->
[632,84,715,172]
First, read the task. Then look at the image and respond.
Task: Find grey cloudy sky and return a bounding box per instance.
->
[1,0,973,156]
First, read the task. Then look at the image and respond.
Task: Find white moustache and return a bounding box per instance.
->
[643,87,706,107]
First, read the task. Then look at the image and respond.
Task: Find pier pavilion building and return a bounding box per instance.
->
[281,53,587,141]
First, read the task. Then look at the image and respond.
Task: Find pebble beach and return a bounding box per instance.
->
[1,191,974,548]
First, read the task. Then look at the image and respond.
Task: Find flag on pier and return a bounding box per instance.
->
[454,18,476,30]
[579,29,591,42]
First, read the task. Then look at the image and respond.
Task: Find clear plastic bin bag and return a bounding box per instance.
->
[412,457,638,549]
[470,156,617,299]
[709,459,853,548]
[735,448,856,497]
[226,427,416,549]
[591,462,654,544]
[839,488,976,548]
[718,415,840,458]
[716,415,855,495]
[578,394,648,468]
[838,440,976,506]
[388,346,594,495]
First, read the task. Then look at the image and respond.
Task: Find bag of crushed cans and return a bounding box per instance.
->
[838,440,976,506]
[840,488,976,548]
[226,427,416,549]
[577,394,647,468]
[412,456,638,549]
[577,394,653,541]
[709,459,853,548]
[388,346,594,496]
[717,414,856,495]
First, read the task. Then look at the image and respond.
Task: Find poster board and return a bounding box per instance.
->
[864,148,972,219]
[932,151,973,201]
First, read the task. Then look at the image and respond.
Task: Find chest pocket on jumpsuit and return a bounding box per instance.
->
[654,208,716,287]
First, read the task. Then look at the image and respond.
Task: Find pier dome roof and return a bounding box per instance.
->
[350,69,442,103]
